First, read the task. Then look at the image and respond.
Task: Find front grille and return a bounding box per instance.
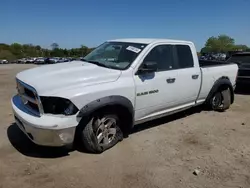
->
[16,79,43,116]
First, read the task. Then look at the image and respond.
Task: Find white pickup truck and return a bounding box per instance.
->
[11,38,238,153]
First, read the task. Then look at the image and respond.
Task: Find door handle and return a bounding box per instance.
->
[192,74,199,79]
[166,78,176,83]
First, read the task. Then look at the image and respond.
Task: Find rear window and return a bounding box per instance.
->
[227,54,250,63]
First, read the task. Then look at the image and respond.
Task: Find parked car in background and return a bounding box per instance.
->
[0,59,8,64]
[44,57,74,64]
[217,53,227,61]
[13,57,76,64]
[44,57,59,64]
[227,52,250,85]
[26,57,37,64]
[34,57,46,64]
[60,57,70,63]
[200,53,227,61]
[69,57,77,61]
[79,57,85,61]
[11,60,18,64]
[17,58,28,64]
[12,38,238,153]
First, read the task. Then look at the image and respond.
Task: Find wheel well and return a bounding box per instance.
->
[221,76,230,80]
[210,83,234,104]
[217,84,229,91]
[206,77,234,105]
[89,104,133,136]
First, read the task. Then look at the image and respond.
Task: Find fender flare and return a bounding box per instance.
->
[77,95,134,125]
[205,77,234,104]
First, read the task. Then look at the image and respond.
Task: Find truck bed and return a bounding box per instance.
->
[197,61,238,103]
[199,60,234,68]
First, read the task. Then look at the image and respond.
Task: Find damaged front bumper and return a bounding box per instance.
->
[11,95,79,147]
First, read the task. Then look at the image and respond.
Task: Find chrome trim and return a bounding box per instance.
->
[16,78,44,116]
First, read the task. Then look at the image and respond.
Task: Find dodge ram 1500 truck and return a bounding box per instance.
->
[11,38,238,153]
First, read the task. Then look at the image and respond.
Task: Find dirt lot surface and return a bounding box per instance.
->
[0,64,250,188]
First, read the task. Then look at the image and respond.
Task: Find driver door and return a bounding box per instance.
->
[134,44,180,122]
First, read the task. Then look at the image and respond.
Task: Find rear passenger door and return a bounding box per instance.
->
[173,44,201,106]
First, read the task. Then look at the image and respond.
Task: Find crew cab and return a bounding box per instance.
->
[11,38,238,153]
[226,52,250,85]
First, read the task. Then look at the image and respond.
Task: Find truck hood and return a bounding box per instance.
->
[16,61,121,96]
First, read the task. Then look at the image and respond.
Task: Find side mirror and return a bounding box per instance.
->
[137,61,157,74]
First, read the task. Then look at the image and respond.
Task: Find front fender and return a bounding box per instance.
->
[77,95,134,118]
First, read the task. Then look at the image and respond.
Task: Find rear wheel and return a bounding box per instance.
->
[79,112,123,153]
[210,88,231,111]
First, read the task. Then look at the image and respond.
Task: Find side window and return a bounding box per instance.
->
[143,45,175,71]
[175,45,194,68]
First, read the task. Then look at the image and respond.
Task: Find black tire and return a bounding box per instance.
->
[79,112,123,153]
[209,88,231,112]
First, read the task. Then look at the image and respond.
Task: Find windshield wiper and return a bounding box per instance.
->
[82,59,109,68]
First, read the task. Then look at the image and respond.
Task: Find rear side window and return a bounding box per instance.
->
[175,45,194,68]
[143,45,175,71]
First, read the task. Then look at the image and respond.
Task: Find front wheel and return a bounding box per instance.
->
[79,113,123,153]
[210,88,231,111]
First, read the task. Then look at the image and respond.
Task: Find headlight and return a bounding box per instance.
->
[40,97,79,115]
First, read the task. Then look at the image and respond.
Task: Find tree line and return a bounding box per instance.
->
[0,34,249,60]
[0,42,95,61]
[201,34,250,54]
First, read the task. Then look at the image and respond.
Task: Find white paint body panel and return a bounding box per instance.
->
[16,61,122,96]
[198,65,238,101]
[11,38,238,146]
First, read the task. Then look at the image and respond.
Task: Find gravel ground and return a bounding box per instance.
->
[0,64,250,188]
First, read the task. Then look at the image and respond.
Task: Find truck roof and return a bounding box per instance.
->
[108,38,193,45]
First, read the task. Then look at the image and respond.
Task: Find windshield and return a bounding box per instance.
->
[227,54,250,64]
[83,41,147,70]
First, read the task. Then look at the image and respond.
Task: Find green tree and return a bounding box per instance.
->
[0,42,95,60]
[51,48,65,57]
[80,45,88,57]
[202,34,250,54]
[63,48,68,56]
[0,50,16,60]
[35,45,42,51]
[10,43,23,58]
[51,43,59,50]
[233,44,249,51]
[204,34,235,53]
